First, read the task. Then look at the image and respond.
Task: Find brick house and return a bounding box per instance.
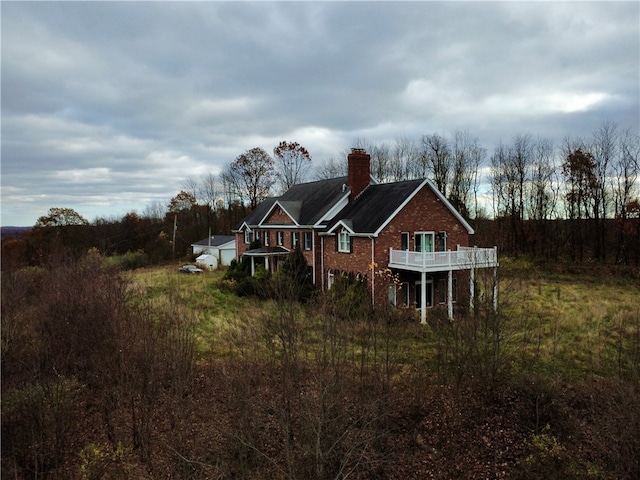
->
[233,149,498,322]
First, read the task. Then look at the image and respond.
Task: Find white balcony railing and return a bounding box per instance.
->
[388,246,498,272]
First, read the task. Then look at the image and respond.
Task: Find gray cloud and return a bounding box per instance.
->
[2,1,638,226]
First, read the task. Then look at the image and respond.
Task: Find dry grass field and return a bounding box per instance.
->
[3,257,639,479]
[131,260,640,383]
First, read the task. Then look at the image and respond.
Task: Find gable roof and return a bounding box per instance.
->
[260,200,303,225]
[234,174,474,236]
[277,176,349,225]
[234,176,349,230]
[234,198,278,231]
[324,178,474,235]
[192,235,235,247]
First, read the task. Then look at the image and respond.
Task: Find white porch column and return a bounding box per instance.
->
[493,266,498,313]
[469,266,475,312]
[420,271,427,324]
[370,237,375,306]
[251,257,255,276]
[265,256,269,273]
[447,269,453,320]
[321,236,325,290]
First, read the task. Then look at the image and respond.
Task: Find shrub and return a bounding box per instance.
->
[105,250,149,271]
[2,377,83,477]
[273,248,316,303]
[325,275,373,321]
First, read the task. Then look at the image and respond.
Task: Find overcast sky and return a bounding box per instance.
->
[2,1,638,226]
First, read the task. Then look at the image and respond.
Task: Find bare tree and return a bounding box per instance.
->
[313,157,347,180]
[142,201,167,221]
[450,130,482,218]
[468,137,486,220]
[614,128,640,264]
[198,173,221,211]
[526,138,559,257]
[421,133,451,196]
[589,120,618,260]
[370,142,393,183]
[390,135,418,182]
[273,141,312,193]
[490,134,534,254]
[527,138,557,221]
[181,177,200,203]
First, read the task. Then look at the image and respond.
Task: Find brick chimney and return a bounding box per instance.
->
[347,148,370,201]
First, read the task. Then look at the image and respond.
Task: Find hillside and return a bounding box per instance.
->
[2,259,639,479]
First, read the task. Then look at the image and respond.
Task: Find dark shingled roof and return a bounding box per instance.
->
[277,176,348,225]
[234,176,348,229]
[192,235,235,247]
[325,179,424,234]
[234,198,278,229]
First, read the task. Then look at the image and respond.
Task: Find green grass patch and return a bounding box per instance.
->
[129,262,640,383]
[500,263,640,381]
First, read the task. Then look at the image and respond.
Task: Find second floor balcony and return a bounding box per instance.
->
[388,246,498,273]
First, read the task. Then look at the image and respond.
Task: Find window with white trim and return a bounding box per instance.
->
[263,231,270,246]
[437,231,447,252]
[277,231,284,246]
[244,230,252,244]
[415,232,435,253]
[400,282,410,306]
[390,282,410,306]
[338,231,350,253]
[304,231,312,250]
[292,231,300,249]
[401,232,409,251]
[388,284,397,306]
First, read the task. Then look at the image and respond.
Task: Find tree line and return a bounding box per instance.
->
[2,121,639,269]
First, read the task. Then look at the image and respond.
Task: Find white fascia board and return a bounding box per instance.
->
[326,220,355,235]
[372,179,428,236]
[314,192,350,227]
[372,179,474,236]
[256,224,314,229]
[232,222,251,233]
[258,200,299,227]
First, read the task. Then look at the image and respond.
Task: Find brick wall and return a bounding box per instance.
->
[235,232,249,258]
[322,183,472,306]
[347,149,371,201]
[264,206,292,224]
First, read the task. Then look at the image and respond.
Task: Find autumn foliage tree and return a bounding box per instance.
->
[229,147,275,209]
[562,148,598,261]
[34,207,89,227]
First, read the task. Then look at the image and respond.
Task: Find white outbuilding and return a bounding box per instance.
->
[191,235,236,270]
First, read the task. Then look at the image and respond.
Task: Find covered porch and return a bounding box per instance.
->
[388,246,499,323]
[242,246,290,275]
